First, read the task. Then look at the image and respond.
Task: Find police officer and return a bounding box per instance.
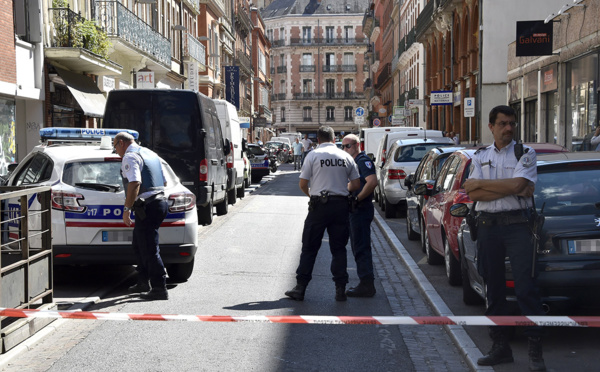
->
[285,126,360,301]
[464,106,545,371]
[113,132,169,301]
[342,134,377,297]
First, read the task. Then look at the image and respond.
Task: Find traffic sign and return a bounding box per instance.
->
[388,115,393,123]
[392,118,405,126]
[355,107,365,117]
[464,97,475,117]
[354,116,365,125]
[408,99,424,108]
[373,118,381,127]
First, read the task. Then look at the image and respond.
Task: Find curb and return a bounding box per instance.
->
[374,213,492,372]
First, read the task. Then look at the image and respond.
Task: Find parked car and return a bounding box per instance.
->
[4,128,198,281]
[452,152,600,312]
[247,143,269,183]
[404,146,466,243]
[242,146,252,188]
[415,142,570,288]
[379,137,455,218]
[102,89,231,226]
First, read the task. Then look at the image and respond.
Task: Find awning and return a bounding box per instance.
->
[53,66,106,117]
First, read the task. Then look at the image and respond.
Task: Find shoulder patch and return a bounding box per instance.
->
[124,163,130,171]
[365,161,373,169]
[520,152,534,167]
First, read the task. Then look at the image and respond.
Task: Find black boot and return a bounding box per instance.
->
[128,279,150,293]
[346,280,376,297]
[335,285,347,301]
[140,287,168,301]
[477,341,513,366]
[285,284,306,301]
[528,337,546,371]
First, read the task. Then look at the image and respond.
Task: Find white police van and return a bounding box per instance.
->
[3,128,198,281]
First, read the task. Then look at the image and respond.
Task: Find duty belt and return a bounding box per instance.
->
[477,210,529,226]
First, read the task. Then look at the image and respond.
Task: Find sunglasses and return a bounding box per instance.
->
[341,143,355,149]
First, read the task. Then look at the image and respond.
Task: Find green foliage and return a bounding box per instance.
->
[72,19,111,58]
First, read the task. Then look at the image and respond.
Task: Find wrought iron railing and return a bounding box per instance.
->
[299,65,316,72]
[290,37,367,46]
[235,49,253,73]
[277,66,287,73]
[95,1,171,67]
[183,32,206,65]
[294,92,366,100]
[272,39,285,47]
[416,0,434,39]
[271,93,286,101]
[322,65,358,73]
[49,7,84,48]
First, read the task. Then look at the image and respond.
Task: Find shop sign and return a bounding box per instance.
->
[516,20,553,57]
[431,91,453,106]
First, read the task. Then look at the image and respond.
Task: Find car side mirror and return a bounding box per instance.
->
[414,180,435,196]
[450,203,469,217]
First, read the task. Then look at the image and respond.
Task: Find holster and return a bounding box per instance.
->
[133,198,147,220]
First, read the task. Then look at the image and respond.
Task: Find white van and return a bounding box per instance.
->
[270,136,292,148]
[360,127,444,160]
[277,132,302,144]
[214,99,246,203]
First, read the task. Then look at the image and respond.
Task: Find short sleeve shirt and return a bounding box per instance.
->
[354,151,376,198]
[469,140,537,212]
[121,143,163,199]
[292,142,304,155]
[300,143,360,196]
[301,138,313,152]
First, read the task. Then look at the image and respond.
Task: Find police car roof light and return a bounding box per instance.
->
[39,128,139,142]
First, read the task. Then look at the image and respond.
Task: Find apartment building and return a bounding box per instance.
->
[251,7,272,142]
[262,0,370,138]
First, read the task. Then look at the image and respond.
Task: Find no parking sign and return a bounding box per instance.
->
[373,118,381,127]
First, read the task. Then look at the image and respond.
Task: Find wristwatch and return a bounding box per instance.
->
[123,206,131,212]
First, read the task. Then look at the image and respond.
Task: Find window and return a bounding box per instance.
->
[326,79,335,97]
[303,107,313,121]
[14,0,42,43]
[261,87,269,106]
[302,79,312,93]
[438,156,461,192]
[302,53,312,65]
[267,29,273,42]
[13,154,53,186]
[302,27,311,43]
[344,26,353,42]
[343,53,354,66]
[325,53,335,66]
[344,106,353,121]
[344,79,353,96]
[259,51,266,74]
[280,54,285,67]
[326,106,335,121]
[281,107,286,122]
[280,80,285,94]
[326,26,334,43]
[63,161,123,190]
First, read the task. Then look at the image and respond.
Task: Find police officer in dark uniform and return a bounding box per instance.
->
[464,106,545,371]
[285,126,361,301]
[114,132,169,301]
[342,134,377,297]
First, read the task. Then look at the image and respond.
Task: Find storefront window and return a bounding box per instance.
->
[544,91,558,143]
[0,98,16,175]
[566,53,598,141]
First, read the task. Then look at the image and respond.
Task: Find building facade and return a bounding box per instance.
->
[262,0,370,138]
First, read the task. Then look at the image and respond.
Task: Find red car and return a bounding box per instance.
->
[414,143,568,286]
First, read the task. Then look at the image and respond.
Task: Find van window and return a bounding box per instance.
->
[154,94,197,152]
[104,94,153,146]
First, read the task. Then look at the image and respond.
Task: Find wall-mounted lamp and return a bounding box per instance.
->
[172,24,187,31]
[136,0,157,4]
[543,13,556,24]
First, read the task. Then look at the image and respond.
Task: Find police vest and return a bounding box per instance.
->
[122,147,165,197]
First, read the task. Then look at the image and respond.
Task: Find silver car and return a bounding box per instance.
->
[379,137,454,218]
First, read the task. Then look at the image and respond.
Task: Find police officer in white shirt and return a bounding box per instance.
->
[114,132,169,301]
[464,106,545,371]
[285,126,360,302]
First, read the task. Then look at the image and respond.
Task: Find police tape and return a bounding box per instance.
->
[1,308,599,327]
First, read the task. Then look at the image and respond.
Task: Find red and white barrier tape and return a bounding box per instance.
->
[1,308,598,327]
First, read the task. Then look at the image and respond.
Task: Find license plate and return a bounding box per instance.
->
[568,239,600,254]
[102,230,133,242]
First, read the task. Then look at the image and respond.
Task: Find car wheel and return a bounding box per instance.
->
[445,238,461,286]
[197,200,213,226]
[425,232,443,265]
[384,198,396,218]
[227,188,236,205]
[216,193,228,216]
[462,263,484,305]
[406,213,419,240]
[166,258,195,282]
[236,183,245,198]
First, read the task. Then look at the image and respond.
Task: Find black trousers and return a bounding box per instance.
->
[132,197,168,289]
[296,199,349,286]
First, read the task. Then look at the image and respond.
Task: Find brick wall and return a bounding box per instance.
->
[0,0,16,84]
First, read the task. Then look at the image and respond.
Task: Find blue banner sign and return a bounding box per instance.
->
[225,66,240,110]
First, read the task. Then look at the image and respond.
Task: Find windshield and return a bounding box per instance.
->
[535,163,600,216]
[63,161,123,192]
[247,146,265,156]
[394,144,450,163]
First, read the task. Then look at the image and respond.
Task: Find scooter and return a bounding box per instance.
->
[268,148,278,173]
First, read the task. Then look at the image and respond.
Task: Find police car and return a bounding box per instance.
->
[4,128,198,281]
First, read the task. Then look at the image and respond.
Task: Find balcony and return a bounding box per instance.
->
[235,9,253,37]
[362,10,374,36]
[235,48,253,75]
[272,39,286,47]
[240,97,252,114]
[293,92,366,100]
[200,0,226,18]
[299,65,316,72]
[277,65,287,73]
[271,93,286,101]
[303,117,313,122]
[416,0,435,40]
[363,78,372,91]
[46,7,122,75]
[290,37,368,46]
[183,32,206,70]
[183,0,200,14]
[95,1,171,69]
[376,63,391,88]
[322,65,357,73]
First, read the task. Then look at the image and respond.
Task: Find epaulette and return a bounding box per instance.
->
[474,146,488,155]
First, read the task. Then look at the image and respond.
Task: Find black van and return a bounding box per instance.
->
[102,89,230,225]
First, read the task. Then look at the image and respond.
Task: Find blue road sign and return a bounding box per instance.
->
[355,107,365,117]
